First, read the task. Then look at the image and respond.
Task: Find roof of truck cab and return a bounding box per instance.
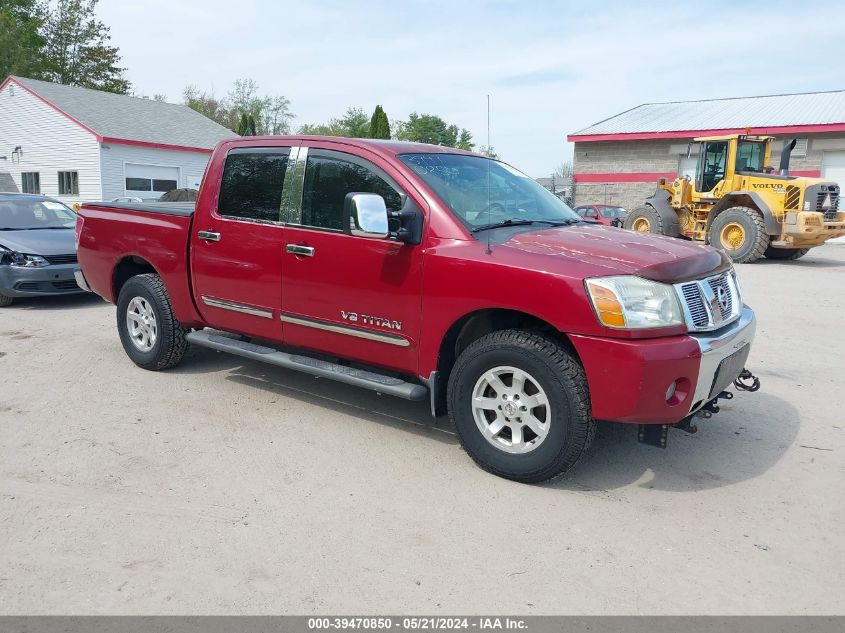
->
[223,135,479,157]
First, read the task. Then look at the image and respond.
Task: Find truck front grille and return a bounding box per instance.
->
[676,271,741,332]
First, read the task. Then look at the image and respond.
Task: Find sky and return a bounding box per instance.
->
[97,0,845,178]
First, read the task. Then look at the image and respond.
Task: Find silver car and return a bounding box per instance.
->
[0,194,84,307]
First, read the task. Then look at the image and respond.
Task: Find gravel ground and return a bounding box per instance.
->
[1,245,843,615]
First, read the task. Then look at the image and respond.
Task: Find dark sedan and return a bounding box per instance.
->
[0,194,84,306]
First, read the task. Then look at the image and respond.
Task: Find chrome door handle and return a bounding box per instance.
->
[286,244,315,257]
[197,230,221,242]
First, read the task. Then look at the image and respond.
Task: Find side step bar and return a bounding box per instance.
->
[185,329,428,401]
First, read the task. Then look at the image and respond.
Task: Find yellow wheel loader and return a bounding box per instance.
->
[624,134,844,263]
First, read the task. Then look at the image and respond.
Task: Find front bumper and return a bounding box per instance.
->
[570,306,756,425]
[0,263,86,297]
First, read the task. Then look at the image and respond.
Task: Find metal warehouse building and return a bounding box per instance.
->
[568,90,845,212]
[0,76,234,204]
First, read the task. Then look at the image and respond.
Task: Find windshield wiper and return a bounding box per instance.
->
[471,218,579,233]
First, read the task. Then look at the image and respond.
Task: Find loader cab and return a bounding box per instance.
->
[693,135,774,194]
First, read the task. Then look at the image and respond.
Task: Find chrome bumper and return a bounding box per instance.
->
[688,306,756,414]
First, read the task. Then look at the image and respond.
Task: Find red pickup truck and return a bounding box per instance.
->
[75,136,758,482]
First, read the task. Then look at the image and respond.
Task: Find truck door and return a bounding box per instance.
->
[279,145,425,375]
[696,141,728,193]
[190,143,297,340]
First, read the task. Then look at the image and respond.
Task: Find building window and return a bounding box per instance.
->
[21,172,40,194]
[125,177,179,193]
[58,171,79,195]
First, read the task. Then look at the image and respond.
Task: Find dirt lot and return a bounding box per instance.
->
[1,245,844,615]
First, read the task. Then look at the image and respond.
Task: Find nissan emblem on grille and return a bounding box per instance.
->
[675,272,740,332]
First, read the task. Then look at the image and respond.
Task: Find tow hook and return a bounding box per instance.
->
[639,368,761,448]
[734,368,761,392]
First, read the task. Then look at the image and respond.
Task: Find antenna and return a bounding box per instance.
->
[485,94,492,255]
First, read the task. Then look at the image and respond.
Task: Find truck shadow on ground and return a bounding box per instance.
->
[175,348,799,491]
[555,391,799,492]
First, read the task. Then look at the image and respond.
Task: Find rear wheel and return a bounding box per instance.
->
[764,246,810,260]
[116,273,189,370]
[708,206,769,263]
[447,330,595,483]
[624,206,662,234]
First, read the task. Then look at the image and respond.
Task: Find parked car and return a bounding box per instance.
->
[0,193,84,306]
[574,204,628,227]
[111,196,144,203]
[75,136,757,483]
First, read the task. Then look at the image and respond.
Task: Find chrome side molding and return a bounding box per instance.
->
[200,295,273,319]
[280,313,410,347]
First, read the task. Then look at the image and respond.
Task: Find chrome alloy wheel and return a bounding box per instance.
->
[126,296,158,352]
[471,365,551,454]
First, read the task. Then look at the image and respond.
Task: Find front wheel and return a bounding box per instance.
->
[708,206,769,263]
[0,293,13,307]
[447,330,595,483]
[116,273,189,370]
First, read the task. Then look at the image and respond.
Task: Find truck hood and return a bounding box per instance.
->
[0,228,76,256]
[496,223,729,283]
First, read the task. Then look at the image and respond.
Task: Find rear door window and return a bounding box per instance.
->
[218,148,291,222]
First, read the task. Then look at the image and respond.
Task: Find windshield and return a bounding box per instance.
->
[599,207,626,218]
[0,198,76,230]
[398,153,580,230]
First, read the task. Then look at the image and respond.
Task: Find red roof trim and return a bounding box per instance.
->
[568,123,845,142]
[574,172,677,183]
[100,137,213,154]
[1,75,102,140]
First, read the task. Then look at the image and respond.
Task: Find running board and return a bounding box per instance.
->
[185,329,428,401]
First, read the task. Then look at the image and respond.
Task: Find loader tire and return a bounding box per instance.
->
[623,206,663,235]
[764,247,810,261]
[708,206,769,264]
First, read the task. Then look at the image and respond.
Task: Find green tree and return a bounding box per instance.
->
[397,112,473,149]
[41,0,129,94]
[237,112,257,136]
[299,107,369,138]
[0,0,48,80]
[183,85,233,129]
[368,104,390,139]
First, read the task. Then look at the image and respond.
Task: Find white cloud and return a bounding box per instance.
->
[98,0,845,176]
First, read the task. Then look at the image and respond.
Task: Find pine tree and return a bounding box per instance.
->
[369,105,390,139]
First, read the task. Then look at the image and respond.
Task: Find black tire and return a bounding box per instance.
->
[116,273,189,370]
[764,246,810,260]
[0,293,13,307]
[708,206,769,264]
[447,329,595,483]
[623,206,664,234]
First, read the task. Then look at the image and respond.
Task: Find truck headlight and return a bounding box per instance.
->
[585,275,684,329]
[8,253,50,268]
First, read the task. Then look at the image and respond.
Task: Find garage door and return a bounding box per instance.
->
[124,163,180,199]
[822,153,845,243]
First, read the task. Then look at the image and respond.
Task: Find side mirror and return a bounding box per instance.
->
[344,193,389,239]
[687,143,693,159]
